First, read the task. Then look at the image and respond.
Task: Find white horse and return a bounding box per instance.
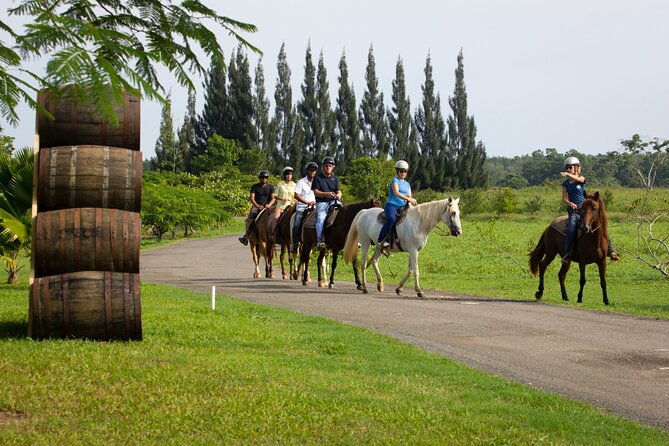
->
[342,197,462,297]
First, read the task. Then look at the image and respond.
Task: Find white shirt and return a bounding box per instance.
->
[294,176,315,211]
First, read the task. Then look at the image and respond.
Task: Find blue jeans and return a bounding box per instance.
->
[291,210,305,252]
[563,210,581,257]
[378,203,400,243]
[316,201,334,242]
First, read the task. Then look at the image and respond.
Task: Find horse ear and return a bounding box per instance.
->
[448,196,453,204]
[593,191,600,201]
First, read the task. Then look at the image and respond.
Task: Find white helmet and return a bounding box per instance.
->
[395,160,409,170]
[564,157,580,167]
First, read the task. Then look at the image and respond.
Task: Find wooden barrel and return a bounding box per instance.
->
[37,145,142,212]
[34,208,140,277]
[29,271,142,340]
[37,89,140,150]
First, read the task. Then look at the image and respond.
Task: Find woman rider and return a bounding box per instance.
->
[378,160,417,248]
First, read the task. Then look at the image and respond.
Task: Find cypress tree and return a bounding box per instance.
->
[252,59,272,153]
[298,43,318,163]
[155,93,179,172]
[177,90,197,172]
[335,51,360,175]
[447,49,488,189]
[388,56,411,161]
[359,45,389,158]
[415,54,447,190]
[227,46,256,148]
[273,43,293,169]
[315,51,336,163]
[194,55,227,165]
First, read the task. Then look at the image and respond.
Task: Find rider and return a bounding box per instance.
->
[560,156,618,263]
[378,160,417,248]
[270,166,296,237]
[238,170,275,246]
[292,161,318,254]
[312,156,342,249]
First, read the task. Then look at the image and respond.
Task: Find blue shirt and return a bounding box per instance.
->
[562,178,586,209]
[387,177,411,207]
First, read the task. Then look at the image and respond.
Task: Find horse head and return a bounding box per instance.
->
[371,197,382,208]
[442,196,463,236]
[581,191,603,233]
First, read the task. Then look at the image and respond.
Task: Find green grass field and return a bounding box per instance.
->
[1,282,668,444]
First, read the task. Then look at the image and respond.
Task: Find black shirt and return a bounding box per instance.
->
[250,182,274,205]
[312,172,340,203]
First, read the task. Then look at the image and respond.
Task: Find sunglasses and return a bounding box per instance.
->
[259,176,269,179]
[398,169,408,173]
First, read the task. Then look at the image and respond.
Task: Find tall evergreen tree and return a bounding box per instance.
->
[193,55,228,168]
[315,51,336,163]
[335,52,360,175]
[415,54,447,190]
[447,49,488,189]
[407,119,421,189]
[227,46,256,148]
[177,90,197,172]
[388,56,412,161]
[252,59,273,153]
[298,43,318,163]
[273,43,294,169]
[155,93,180,172]
[359,45,389,158]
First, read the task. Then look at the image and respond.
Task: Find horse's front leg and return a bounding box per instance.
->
[265,242,274,279]
[360,244,370,294]
[352,257,362,290]
[251,244,261,278]
[328,251,338,289]
[301,247,310,286]
[396,255,412,296]
[280,245,288,280]
[370,246,384,293]
[598,260,608,305]
[317,249,328,288]
[410,250,424,298]
[577,262,587,303]
[558,262,570,301]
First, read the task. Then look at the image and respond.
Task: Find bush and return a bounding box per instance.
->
[492,188,517,214]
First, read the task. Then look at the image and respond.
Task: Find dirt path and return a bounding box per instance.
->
[141,234,669,431]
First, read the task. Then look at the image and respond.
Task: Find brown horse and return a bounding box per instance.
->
[299,198,381,288]
[269,203,297,280]
[247,208,274,278]
[529,191,610,305]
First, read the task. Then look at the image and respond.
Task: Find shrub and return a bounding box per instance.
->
[492,188,517,214]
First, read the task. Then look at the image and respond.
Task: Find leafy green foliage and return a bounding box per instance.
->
[191,135,242,174]
[348,157,395,201]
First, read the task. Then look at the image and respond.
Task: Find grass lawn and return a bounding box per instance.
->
[1,282,668,444]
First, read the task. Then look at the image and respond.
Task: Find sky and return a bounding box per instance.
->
[3,0,669,160]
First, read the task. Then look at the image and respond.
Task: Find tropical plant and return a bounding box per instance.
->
[0,148,33,284]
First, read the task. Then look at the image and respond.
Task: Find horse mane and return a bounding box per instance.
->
[584,192,609,242]
[412,199,451,234]
[343,199,377,214]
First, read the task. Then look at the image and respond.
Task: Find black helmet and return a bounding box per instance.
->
[305,161,318,171]
[322,156,335,166]
[258,170,270,178]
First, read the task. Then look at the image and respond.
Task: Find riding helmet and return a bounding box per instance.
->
[305,161,318,171]
[322,156,335,166]
[282,166,294,176]
[258,170,270,178]
[564,156,580,167]
[395,160,409,170]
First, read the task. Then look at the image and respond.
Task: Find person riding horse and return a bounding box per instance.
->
[378,160,417,248]
[312,156,342,249]
[292,161,318,254]
[270,166,296,239]
[238,170,275,246]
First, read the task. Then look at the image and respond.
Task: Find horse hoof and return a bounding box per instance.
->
[253,272,261,278]
[302,281,308,286]
[534,292,542,300]
[417,292,424,298]
[282,274,287,280]
[377,285,384,293]
[318,281,326,288]
[562,296,569,301]
[603,298,609,306]
[363,289,369,294]
[328,283,334,289]
[396,288,401,296]
[357,285,363,291]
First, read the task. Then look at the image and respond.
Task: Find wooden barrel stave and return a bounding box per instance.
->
[34,208,140,276]
[38,145,142,212]
[29,271,142,340]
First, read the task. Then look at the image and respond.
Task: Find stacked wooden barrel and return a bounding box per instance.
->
[29,88,143,340]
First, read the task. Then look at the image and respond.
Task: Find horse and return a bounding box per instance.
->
[246,208,274,278]
[529,191,610,305]
[299,198,382,288]
[343,197,462,298]
[270,203,297,280]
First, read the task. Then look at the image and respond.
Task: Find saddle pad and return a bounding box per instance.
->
[377,206,409,225]
[302,207,339,229]
[550,215,582,238]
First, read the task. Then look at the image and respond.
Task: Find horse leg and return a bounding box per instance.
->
[598,260,609,305]
[410,251,424,298]
[328,251,338,289]
[251,243,261,278]
[280,245,288,280]
[558,262,571,301]
[536,248,558,300]
[577,263,586,303]
[317,250,327,288]
[301,246,310,286]
[370,246,384,293]
[265,242,274,279]
[360,243,371,294]
[396,251,414,296]
[352,257,363,290]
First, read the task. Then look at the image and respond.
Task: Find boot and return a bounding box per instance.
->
[238,234,248,246]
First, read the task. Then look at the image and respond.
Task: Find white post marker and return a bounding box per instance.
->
[211,286,216,310]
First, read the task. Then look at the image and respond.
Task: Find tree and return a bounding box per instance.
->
[621,134,669,192]
[193,55,228,170]
[2,1,258,129]
[388,57,412,161]
[176,90,197,172]
[252,59,272,153]
[315,52,336,163]
[415,54,447,190]
[0,148,32,284]
[190,135,241,174]
[359,45,389,159]
[348,157,395,201]
[273,43,294,169]
[335,52,360,175]
[227,46,256,149]
[298,43,318,164]
[447,50,488,189]
[155,93,180,172]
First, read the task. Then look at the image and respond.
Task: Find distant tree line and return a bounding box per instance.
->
[147,44,488,191]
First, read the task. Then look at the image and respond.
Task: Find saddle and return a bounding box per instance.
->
[550,215,583,238]
[303,202,342,229]
[376,206,409,252]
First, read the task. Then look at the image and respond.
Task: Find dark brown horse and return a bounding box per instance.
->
[300,198,381,288]
[247,208,274,278]
[269,203,297,280]
[529,191,610,305]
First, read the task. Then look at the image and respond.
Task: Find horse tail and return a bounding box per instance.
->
[343,212,362,264]
[528,228,547,276]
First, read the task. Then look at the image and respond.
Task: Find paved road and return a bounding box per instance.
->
[141,234,669,431]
